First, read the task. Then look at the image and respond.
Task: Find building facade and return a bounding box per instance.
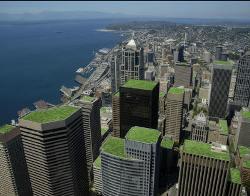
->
[208,61,233,118]
[111,92,120,137]
[237,109,250,147]
[19,106,89,196]
[120,80,159,138]
[0,125,32,196]
[174,63,192,88]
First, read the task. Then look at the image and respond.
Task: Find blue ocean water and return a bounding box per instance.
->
[0,19,123,125]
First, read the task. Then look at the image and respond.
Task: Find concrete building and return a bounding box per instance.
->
[111,92,120,137]
[110,49,122,93]
[234,51,250,107]
[74,96,102,181]
[174,62,192,88]
[0,125,32,196]
[101,126,161,196]
[164,87,184,143]
[19,106,89,196]
[178,140,230,196]
[226,168,243,196]
[208,120,229,145]
[120,39,144,86]
[93,156,102,195]
[237,109,250,147]
[120,80,159,138]
[208,60,233,118]
[145,70,154,81]
[191,112,209,142]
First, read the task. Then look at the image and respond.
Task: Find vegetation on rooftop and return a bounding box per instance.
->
[81,96,95,102]
[22,106,78,123]
[214,60,232,65]
[159,92,165,97]
[219,120,228,135]
[0,124,14,134]
[183,140,230,161]
[93,156,101,168]
[243,160,250,169]
[239,146,250,157]
[100,107,111,113]
[229,168,241,184]
[168,87,184,95]
[114,92,120,97]
[242,111,250,119]
[126,126,160,144]
[101,127,109,135]
[101,136,126,158]
[161,137,174,149]
[123,79,157,91]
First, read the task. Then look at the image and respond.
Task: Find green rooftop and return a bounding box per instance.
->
[126,126,160,144]
[101,127,109,135]
[22,106,78,123]
[214,60,233,65]
[123,79,157,91]
[242,111,250,119]
[239,146,250,158]
[161,137,174,149]
[183,140,230,161]
[101,136,126,158]
[100,107,111,114]
[0,124,14,134]
[219,120,229,135]
[93,156,101,168]
[168,87,184,95]
[229,168,241,184]
[81,96,95,103]
[243,160,250,169]
[114,92,120,97]
[159,92,166,97]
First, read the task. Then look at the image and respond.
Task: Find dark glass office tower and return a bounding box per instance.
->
[120,79,159,138]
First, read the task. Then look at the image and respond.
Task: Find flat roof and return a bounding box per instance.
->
[101,136,126,158]
[101,127,109,136]
[214,60,233,65]
[22,106,78,123]
[81,96,95,103]
[239,146,250,158]
[93,156,101,168]
[100,107,111,114]
[243,160,250,169]
[114,92,120,97]
[161,137,174,149]
[0,124,14,134]
[126,126,160,144]
[242,111,250,119]
[123,79,157,91]
[183,140,230,161]
[159,92,166,97]
[219,120,229,135]
[229,168,241,184]
[168,87,184,95]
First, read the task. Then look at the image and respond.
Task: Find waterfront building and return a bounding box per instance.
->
[0,125,32,196]
[178,140,230,196]
[174,62,192,88]
[120,39,144,86]
[208,60,233,118]
[237,109,250,147]
[19,106,89,196]
[164,87,184,143]
[101,126,161,196]
[233,51,250,107]
[120,79,159,138]
[111,92,120,137]
[74,96,102,181]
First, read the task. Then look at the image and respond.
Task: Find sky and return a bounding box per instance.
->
[0,1,250,19]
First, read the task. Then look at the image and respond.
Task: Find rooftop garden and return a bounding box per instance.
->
[81,96,95,103]
[214,60,233,65]
[229,168,241,184]
[101,127,109,136]
[243,160,250,169]
[123,79,157,91]
[239,146,250,157]
[159,92,165,98]
[126,126,160,144]
[168,87,184,95]
[101,136,126,158]
[0,124,14,134]
[93,156,101,168]
[161,137,174,149]
[242,111,250,119]
[183,140,230,161]
[219,120,229,135]
[100,107,112,114]
[114,92,120,97]
[22,106,78,123]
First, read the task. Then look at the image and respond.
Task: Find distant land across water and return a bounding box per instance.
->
[0,19,124,125]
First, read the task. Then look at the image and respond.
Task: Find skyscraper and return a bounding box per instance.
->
[208,60,233,118]
[111,92,120,137]
[120,79,159,138]
[215,46,223,60]
[164,87,184,143]
[174,62,192,88]
[19,106,89,196]
[237,109,250,147]
[178,45,185,62]
[120,39,144,85]
[110,49,122,93]
[233,51,250,107]
[74,96,102,181]
[100,126,161,196]
[178,140,230,196]
[0,125,32,196]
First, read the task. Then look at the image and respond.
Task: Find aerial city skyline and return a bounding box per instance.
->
[0,1,250,196]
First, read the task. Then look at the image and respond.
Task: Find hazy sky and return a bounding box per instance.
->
[0,1,250,19]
